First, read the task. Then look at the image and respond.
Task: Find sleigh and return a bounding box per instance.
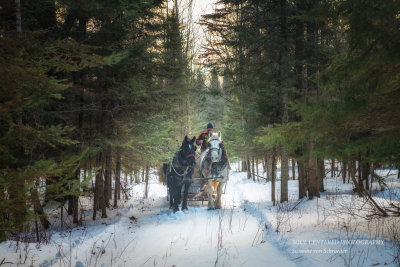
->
[187,176,227,203]
[165,176,227,204]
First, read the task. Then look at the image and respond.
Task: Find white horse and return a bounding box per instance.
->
[199,132,229,209]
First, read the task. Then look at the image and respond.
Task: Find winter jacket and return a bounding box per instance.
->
[196,131,211,151]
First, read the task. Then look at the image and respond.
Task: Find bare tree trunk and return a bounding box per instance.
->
[349,155,363,197]
[297,160,306,199]
[342,161,347,184]
[281,146,289,203]
[251,157,256,181]
[331,159,335,177]
[271,147,276,206]
[349,156,356,184]
[92,154,100,220]
[256,158,259,181]
[357,154,364,192]
[94,152,107,219]
[144,165,150,198]
[104,145,112,208]
[291,159,296,180]
[135,169,140,184]
[31,186,50,230]
[114,147,121,207]
[317,159,325,192]
[247,157,251,179]
[72,169,79,224]
[100,161,107,218]
[361,152,370,193]
[308,143,320,199]
[266,152,271,182]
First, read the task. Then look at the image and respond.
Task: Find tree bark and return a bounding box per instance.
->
[256,158,259,181]
[31,186,50,230]
[308,143,320,199]
[144,165,150,198]
[104,145,112,208]
[252,157,256,181]
[266,152,271,182]
[297,160,306,199]
[281,146,289,203]
[292,159,296,180]
[317,159,325,192]
[247,157,251,179]
[361,152,370,193]
[114,147,121,207]
[357,154,364,191]
[271,147,276,205]
[342,161,347,184]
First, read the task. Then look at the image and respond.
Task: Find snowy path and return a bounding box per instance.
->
[1,169,397,266]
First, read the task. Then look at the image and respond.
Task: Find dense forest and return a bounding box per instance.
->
[0,0,399,243]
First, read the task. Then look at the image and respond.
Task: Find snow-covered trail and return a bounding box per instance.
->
[0,171,297,267]
[1,169,397,267]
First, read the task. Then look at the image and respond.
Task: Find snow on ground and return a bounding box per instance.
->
[1,168,399,266]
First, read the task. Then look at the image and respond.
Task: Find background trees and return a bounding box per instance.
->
[201,0,400,202]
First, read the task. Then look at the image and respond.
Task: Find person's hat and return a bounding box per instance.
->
[207,122,213,129]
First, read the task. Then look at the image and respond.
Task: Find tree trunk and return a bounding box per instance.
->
[144,165,150,198]
[317,159,325,192]
[266,152,271,182]
[349,155,363,197]
[114,147,121,207]
[342,161,347,184]
[31,186,50,230]
[135,169,140,184]
[361,152,370,193]
[308,143,320,199]
[291,159,296,180]
[72,169,79,224]
[271,147,276,206]
[357,154,364,191]
[278,0,289,203]
[92,154,100,220]
[251,157,256,181]
[331,159,335,177]
[104,145,112,208]
[256,158,259,181]
[297,160,306,199]
[281,146,289,203]
[349,156,356,185]
[247,157,251,179]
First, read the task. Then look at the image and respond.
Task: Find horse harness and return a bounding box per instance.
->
[169,149,195,177]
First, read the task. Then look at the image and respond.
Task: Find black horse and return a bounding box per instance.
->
[163,136,197,212]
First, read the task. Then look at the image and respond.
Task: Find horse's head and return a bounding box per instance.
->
[180,136,197,167]
[208,132,222,163]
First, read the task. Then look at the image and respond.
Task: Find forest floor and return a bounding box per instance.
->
[1,166,399,267]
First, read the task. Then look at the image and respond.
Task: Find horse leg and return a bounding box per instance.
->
[169,188,174,209]
[175,184,183,212]
[206,182,215,210]
[182,182,190,210]
[170,178,180,212]
[215,181,225,209]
